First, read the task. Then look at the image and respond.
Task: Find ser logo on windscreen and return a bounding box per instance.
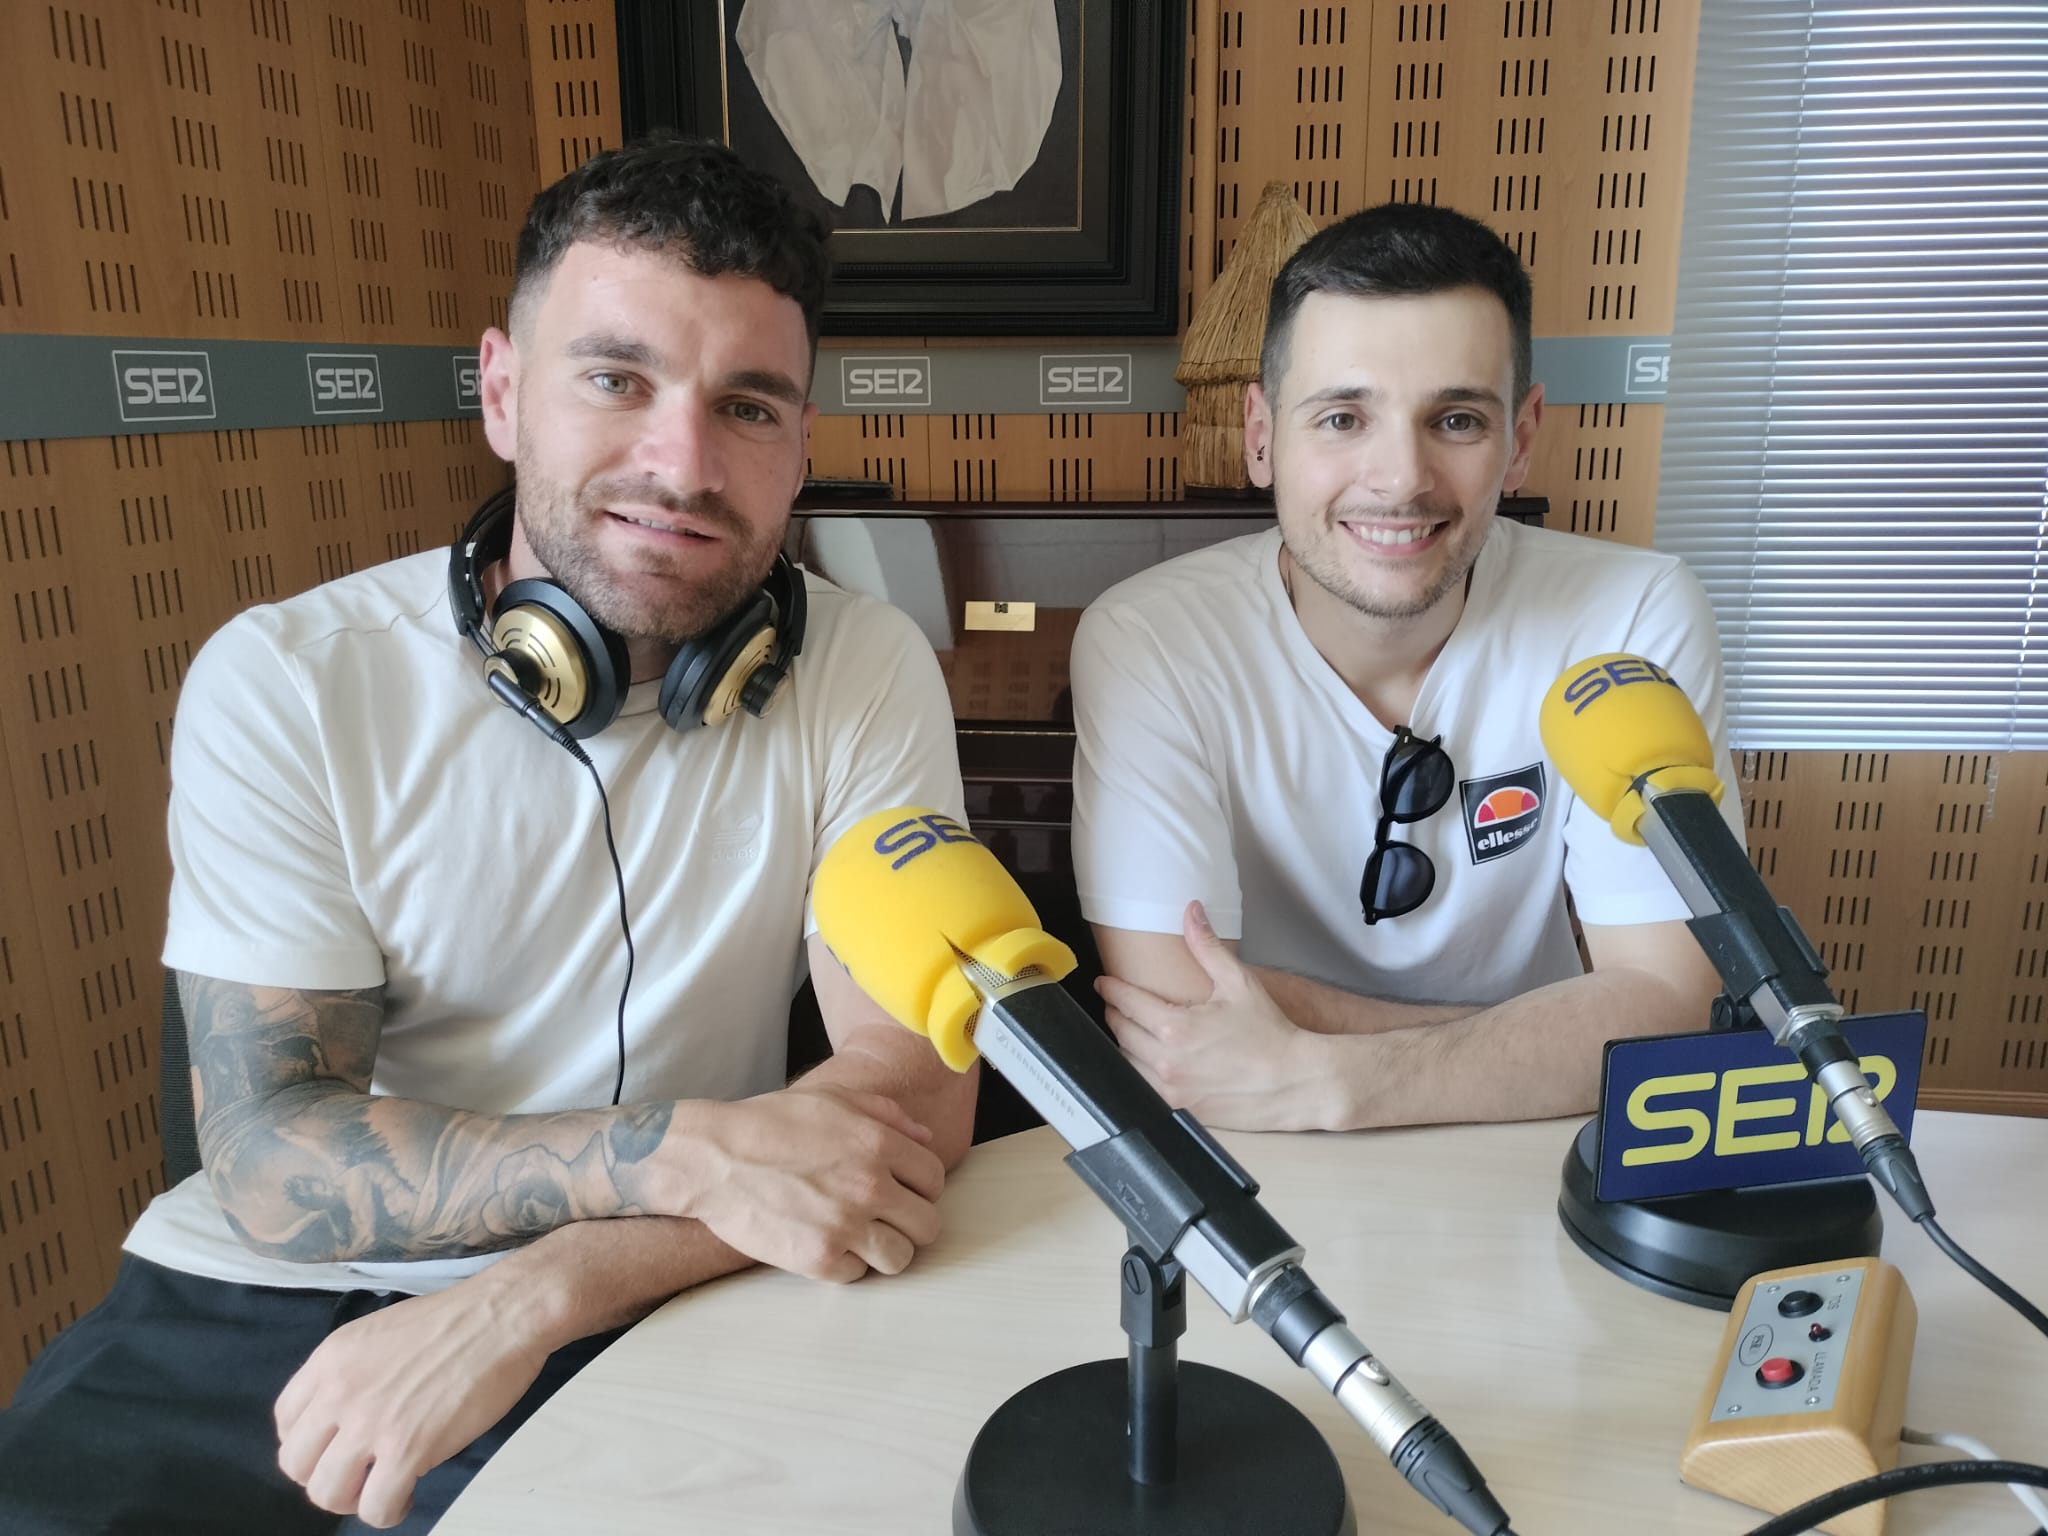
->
[874,813,975,869]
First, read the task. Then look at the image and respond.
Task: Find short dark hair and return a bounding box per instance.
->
[510,130,830,348]
[1260,203,1533,405]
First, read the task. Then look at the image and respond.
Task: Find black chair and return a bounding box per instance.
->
[159,971,204,1187]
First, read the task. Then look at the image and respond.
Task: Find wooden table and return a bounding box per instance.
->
[439,1112,2047,1535]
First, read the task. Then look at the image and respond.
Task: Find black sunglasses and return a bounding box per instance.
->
[1360,726,1456,925]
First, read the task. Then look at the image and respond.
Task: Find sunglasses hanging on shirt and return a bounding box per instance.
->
[1359,726,1456,925]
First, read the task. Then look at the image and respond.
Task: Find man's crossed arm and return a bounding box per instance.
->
[179,933,975,1528]
[1091,902,1722,1131]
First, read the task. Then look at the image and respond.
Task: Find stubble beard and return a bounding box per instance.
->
[1282,497,1489,622]
[515,457,781,645]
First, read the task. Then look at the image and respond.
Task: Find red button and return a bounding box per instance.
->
[1759,1358,1799,1384]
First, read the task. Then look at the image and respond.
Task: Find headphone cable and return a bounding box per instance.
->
[558,734,634,1107]
[485,671,636,1105]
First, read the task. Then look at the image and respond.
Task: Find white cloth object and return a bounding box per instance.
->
[1071,520,1746,1007]
[127,546,964,1295]
[737,0,1062,221]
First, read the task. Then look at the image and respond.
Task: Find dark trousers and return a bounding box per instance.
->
[0,1255,624,1535]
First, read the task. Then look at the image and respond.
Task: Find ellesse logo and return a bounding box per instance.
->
[1461,764,1546,865]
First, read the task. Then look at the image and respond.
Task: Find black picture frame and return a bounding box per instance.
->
[615,0,1184,335]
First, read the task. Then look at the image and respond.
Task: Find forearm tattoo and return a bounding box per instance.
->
[178,972,673,1264]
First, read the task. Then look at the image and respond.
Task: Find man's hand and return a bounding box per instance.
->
[682,1084,947,1283]
[275,1278,551,1530]
[1096,901,1334,1131]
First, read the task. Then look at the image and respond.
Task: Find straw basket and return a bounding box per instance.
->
[1176,180,1318,494]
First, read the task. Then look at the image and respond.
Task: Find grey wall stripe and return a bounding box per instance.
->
[0,334,1667,441]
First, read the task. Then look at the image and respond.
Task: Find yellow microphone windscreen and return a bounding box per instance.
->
[814,808,1077,1071]
[1539,654,1723,843]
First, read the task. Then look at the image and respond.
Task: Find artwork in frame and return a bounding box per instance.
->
[615,0,1186,335]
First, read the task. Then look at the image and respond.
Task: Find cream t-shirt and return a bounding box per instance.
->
[130,548,964,1294]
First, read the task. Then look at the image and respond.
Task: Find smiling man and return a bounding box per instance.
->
[0,135,974,1534]
[1070,202,1740,1133]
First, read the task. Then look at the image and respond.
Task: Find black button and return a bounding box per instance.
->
[1777,1290,1823,1317]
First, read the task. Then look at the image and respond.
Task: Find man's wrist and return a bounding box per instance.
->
[471,1240,586,1355]
[1305,1031,1372,1131]
[615,1099,720,1220]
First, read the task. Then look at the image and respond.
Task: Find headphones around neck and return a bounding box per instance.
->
[446,487,806,740]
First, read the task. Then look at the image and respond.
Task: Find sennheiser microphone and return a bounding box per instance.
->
[1538,653,1932,1222]
[815,809,1513,1536]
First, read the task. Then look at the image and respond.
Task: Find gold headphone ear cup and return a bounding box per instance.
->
[491,607,591,724]
[488,578,630,737]
[658,592,774,732]
[703,626,778,726]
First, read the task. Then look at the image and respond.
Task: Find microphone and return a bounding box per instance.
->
[1538,653,1932,1222]
[815,809,1513,1536]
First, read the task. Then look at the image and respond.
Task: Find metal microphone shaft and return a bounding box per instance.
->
[964,963,1512,1535]
[1635,781,1931,1219]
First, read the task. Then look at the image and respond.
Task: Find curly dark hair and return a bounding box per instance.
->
[510,130,830,348]
[1261,202,1533,405]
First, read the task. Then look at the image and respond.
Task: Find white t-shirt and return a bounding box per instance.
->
[1071,520,1744,1006]
[127,547,964,1294]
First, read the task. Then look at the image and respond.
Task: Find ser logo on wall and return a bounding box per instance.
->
[1625,343,1670,398]
[113,349,216,423]
[453,352,482,412]
[1040,353,1132,408]
[841,355,931,410]
[308,353,386,415]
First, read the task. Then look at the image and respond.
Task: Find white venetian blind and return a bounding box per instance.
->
[1655,2,2048,748]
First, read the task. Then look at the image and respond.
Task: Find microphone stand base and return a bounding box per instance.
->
[953,1359,1354,1535]
[1557,1117,1882,1311]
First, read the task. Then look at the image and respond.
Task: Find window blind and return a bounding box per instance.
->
[1655,3,2048,748]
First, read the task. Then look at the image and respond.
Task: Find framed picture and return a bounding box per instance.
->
[615,0,1185,335]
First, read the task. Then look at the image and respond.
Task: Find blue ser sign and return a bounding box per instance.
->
[1594,1012,1926,1202]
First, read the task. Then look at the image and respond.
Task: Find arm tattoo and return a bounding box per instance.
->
[178,972,674,1265]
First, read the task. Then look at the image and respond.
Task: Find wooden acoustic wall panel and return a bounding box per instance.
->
[1360,1,1697,338]
[1206,4,1373,275]
[0,2,530,1395]
[0,4,154,334]
[0,424,507,1399]
[325,4,439,342]
[1738,751,2048,1115]
[805,416,936,502]
[804,414,1186,506]
[0,2,532,343]
[1358,0,1697,550]
[1524,400,1665,546]
[980,414,1188,504]
[526,0,621,184]
[1182,0,1208,327]
[0,442,111,1395]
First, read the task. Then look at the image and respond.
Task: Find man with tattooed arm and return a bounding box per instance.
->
[0,134,974,1533]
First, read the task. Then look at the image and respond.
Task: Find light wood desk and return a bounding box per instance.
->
[440,1112,2046,1535]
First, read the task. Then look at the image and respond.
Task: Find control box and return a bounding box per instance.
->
[1680,1256,1917,1536]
